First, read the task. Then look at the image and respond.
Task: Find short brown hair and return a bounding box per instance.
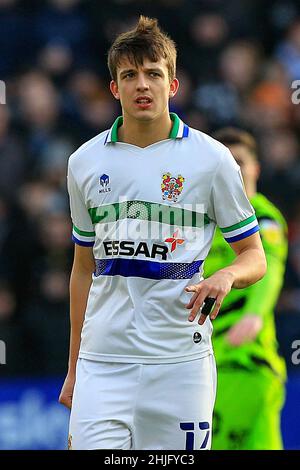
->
[107,16,177,82]
[213,127,258,159]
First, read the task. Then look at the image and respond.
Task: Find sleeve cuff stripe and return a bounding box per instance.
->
[224,225,260,243]
[73,225,95,237]
[72,234,95,247]
[72,229,95,243]
[220,214,257,233]
[222,219,259,239]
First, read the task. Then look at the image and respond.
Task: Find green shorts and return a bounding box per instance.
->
[212,366,285,450]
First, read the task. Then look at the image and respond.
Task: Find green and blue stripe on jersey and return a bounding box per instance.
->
[72,199,208,278]
[88,200,211,227]
[72,225,95,247]
[73,199,211,247]
[72,204,259,279]
[220,214,259,243]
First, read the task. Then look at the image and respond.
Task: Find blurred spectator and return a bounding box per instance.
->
[16,71,75,174]
[269,1,298,34]
[15,198,73,299]
[17,71,60,131]
[287,204,300,294]
[0,0,34,77]
[38,137,74,190]
[275,19,300,81]
[78,95,118,139]
[0,281,16,322]
[169,68,193,116]
[220,41,262,95]
[34,0,92,71]
[0,280,26,375]
[258,130,300,217]
[22,268,70,375]
[66,69,118,141]
[261,59,290,86]
[0,105,27,202]
[260,130,299,173]
[193,40,262,128]
[190,13,228,48]
[37,210,73,271]
[0,194,35,309]
[38,39,74,84]
[183,107,209,133]
[181,12,229,80]
[18,181,67,222]
[245,81,293,130]
[194,81,239,129]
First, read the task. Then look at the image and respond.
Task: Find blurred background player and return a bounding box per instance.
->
[205,128,288,450]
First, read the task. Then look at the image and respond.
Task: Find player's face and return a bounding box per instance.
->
[229,144,260,189]
[110,56,179,122]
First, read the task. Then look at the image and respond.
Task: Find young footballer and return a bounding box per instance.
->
[59,16,266,450]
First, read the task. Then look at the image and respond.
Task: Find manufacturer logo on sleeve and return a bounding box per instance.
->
[99,174,111,193]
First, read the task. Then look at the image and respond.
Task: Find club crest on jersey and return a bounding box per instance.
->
[99,173,111,193]
[161,173,185,202]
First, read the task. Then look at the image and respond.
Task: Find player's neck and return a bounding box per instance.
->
[118,111,173,148]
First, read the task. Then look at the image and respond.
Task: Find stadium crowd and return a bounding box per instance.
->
[0,0,300,376]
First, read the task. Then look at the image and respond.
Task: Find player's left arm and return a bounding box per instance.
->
[186,231,266,325]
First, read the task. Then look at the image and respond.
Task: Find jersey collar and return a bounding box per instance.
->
[104,112,189,144]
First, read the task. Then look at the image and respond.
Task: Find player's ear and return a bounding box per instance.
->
[110,80,120,100]
[169,78,179,98]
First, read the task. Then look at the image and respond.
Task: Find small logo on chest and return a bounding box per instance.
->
[161,172,185,202]
[99,174,111,193]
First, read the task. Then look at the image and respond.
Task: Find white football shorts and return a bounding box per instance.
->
[68,354,217,450]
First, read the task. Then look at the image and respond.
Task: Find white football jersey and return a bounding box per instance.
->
[67,113,259,364]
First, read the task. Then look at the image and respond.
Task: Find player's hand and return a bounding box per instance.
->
[185,270,234,325]
[59,373,76,409]
[226,314,263,346]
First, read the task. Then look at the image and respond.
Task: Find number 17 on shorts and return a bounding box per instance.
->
[180,421,210,450]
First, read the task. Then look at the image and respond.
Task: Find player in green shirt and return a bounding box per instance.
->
[205,128,288,450]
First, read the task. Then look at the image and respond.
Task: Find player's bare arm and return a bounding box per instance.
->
[59,245,95,409]
[185,231,266,325]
